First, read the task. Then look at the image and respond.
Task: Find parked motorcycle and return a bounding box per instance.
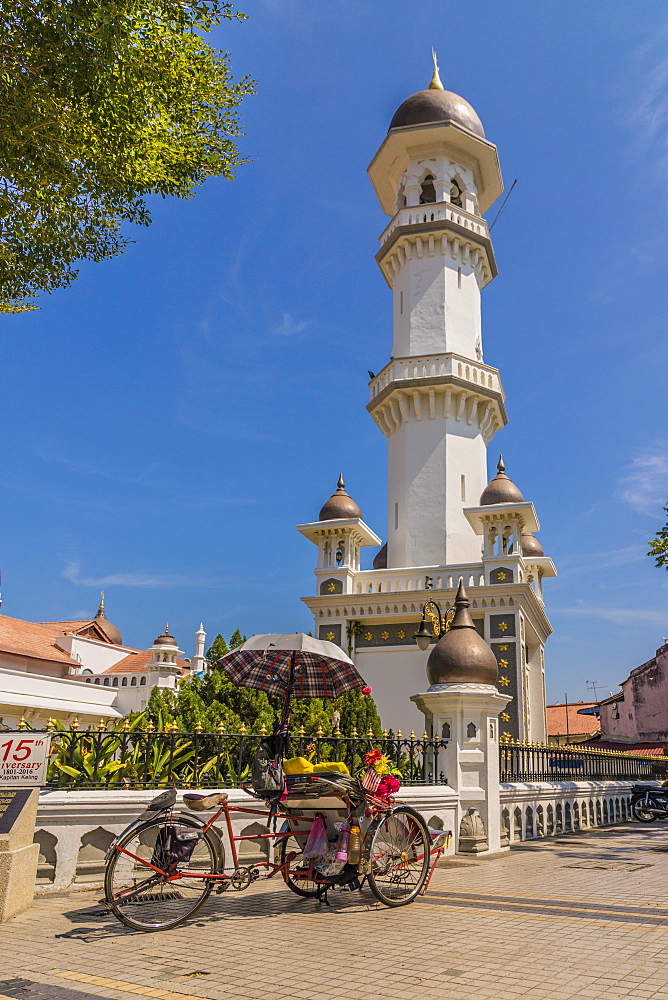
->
[631,783,668,822]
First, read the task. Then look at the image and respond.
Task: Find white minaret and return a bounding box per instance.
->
[367,56,505,569]
[191,623,207,675]
[299,61,555,740]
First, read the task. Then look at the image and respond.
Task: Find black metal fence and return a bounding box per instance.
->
[500,739,668,783]
[44,728,449,789]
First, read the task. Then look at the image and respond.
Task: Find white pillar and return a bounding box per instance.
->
[190,623,207,675]
[412,683,510,853]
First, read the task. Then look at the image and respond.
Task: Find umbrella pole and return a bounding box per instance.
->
[277,651,296,754]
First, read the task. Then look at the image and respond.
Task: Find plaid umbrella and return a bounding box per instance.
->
[217,633,366,700]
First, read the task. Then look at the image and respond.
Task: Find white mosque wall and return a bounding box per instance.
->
[387,413,487,569]
[0,666,120,728]
[501,781,634,842]
[56,634,133,675]
[355,647,434,735]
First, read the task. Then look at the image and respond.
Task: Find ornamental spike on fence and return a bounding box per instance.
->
[367,727,374,738]
[259,723,267,736]
[423,731,429,741]
[351,726,358,738]
[216,721,225,734]
[316,724,324,738]
[410,730,415,739]
[45,718,55,732]
[397,729,403,739]
[382,729,388,739]
[70,717,80,731]
[194,721,203,734]
[239,722,247,735]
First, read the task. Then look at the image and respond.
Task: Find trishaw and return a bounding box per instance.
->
[103,633,447,931]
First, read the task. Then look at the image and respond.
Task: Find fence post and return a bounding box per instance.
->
[412,684,510,854]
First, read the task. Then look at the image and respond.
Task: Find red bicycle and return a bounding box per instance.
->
[104,774,446,932]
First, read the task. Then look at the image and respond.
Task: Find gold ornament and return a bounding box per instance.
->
[497,621,509,632]
[397,630,406,639]
[499,676,510,687]
[364,632,373,641]
[327,583,336,593]
[498,644,508,651]
[497,571,507,581]
[499,658,509,668]
[501,712,511,723]
[381,631,390,641]
[325,631,335,641]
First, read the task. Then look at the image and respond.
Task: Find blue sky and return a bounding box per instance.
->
[2,0,667,709]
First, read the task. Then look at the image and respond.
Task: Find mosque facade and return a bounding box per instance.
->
[298,63,556,739]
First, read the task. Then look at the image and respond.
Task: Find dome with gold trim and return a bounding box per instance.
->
[389,56,485,139]
[427,580,498,686]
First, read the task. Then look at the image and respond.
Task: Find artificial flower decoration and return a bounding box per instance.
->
[362,686,372,696]
[376,775,401,798]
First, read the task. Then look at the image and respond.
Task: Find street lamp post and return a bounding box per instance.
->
[413,601,455,651]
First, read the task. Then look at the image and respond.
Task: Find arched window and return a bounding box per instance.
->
[449,176,463,207]
[131,677,137,686]
[103,678,109,686]
[140,677,146,686]
[85,678,91,683]
[441,722,451,740]
[94,678,100,685]
[112,677,118,687]
[419,173,436,205]
[466,722,477,739]
[335,541,344,567]
[121,677,127,686]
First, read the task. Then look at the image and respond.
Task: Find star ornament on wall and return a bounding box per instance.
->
[499,658,509,668]
[325,632,335,642]
[499,676,510,687]
[397,630,406,639]
[381,631,390,641]
[364,632,373,642]
[327,582,336,593]
[501,712,511,723]
[497,621,509,632]
[498,644,508,651]
[497,571,507,581]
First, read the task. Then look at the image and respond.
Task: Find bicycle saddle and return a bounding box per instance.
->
[182,792,228,811]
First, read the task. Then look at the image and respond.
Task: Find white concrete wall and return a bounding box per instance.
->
[500,780,634,842]
[355,647,433,735]
[34,784,458,893]
[57,635,134,675]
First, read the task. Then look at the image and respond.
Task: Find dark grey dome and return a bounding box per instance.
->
[427,580,498,686]
[155,627,177,647]
[373,542,387,570]
[390,89,485,139]
[318,474,362,521]
[480,456,524,506]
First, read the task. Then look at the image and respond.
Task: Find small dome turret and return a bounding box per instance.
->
[426,580,498,686]
[155,624,177,647]
[318,474,363,521]
[479,456,524,506]
[520,532,544,558]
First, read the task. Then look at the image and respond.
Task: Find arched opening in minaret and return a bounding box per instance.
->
[335,541,344,567]
[449,175,463,207]
[419,174,436,205]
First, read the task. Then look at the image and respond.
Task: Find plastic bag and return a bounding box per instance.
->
[304,812,328,859]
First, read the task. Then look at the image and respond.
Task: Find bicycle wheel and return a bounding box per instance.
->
[105,817,219,931]
[632,797,659,823]
[280,832,320,898]
[366,806,430,907]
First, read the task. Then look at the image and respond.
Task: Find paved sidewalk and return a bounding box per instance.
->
[2,824,668,1000]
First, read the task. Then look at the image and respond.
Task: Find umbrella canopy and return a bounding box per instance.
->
[217,633,366,700]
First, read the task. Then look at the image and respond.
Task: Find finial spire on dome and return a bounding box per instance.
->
[97,590,105,615]
[449,578,476,630]
[497,455,505,473]
[429,49,444,91]
[337,473,345,490]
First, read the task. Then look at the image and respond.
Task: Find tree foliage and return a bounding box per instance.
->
[0,0,253,311]
[648,504,668,570]
[147,629,383,737]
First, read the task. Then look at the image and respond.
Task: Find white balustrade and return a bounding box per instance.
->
[379,204,489,247]
[369,353,501,400]
[354,564,485,595]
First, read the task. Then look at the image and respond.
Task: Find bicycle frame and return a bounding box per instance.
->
[111,797,445,899]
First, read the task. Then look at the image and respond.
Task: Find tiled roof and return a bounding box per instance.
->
[0,615,80,665]
[103,650,190,674]
[546,701,600,738]
[39,618,118,644]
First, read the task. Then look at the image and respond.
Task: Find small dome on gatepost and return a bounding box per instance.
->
[427,579,498,686]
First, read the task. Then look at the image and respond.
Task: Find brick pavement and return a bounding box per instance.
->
[2,824,668,999]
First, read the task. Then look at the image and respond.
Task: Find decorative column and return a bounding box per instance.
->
[190,623,207,675]
[411,579,509,853]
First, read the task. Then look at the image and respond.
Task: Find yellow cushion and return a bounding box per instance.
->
[312,761,350,775]
[283,757,313,775]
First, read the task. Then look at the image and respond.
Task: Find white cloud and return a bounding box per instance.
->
[62,562,213,589]
[270,312,311,336]
[555,545,646,579]
[618,452,668,516]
